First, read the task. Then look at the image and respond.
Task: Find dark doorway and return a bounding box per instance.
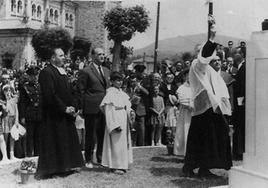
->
[1,52,15,69]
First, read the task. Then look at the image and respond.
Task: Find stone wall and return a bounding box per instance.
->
[75,1,106,50]
[75,1,119,55]
[0,35,26,69]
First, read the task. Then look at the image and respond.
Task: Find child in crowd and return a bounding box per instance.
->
[75,110,85,154]
[150,86,165,146]
[160,72,178,144]
[174,69,192,156]
[100,71,134,175]
[164,95,178,139]
[1,84,19,161]
[0,101,8,164]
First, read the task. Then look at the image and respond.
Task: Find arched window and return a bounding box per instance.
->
[11,0,16,13]
[32,4,36,18]
[17,0,23,14]
[37,5,42,19]
[54,10,59,24]
[65,13,69,25]
[49,8,54,22]
[69,14,73,27]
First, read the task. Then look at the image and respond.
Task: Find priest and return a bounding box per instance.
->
[182,18,232,178]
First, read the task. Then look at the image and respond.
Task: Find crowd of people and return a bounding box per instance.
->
[0,19,246,179]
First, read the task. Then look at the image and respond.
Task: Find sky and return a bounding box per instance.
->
[121,0,268,50]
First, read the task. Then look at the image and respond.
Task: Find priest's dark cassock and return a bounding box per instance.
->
[37,64,84,177]
[182,39,232,176]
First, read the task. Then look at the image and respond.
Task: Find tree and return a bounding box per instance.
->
[70,36,91,62]
[110,45,133,61]
[103,5,150,71]
[110,45,133,72]
[32,28,72,61]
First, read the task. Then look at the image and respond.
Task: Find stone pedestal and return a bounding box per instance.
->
[228,30,268,188]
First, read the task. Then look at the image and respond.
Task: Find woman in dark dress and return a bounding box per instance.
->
[182,21,232,177]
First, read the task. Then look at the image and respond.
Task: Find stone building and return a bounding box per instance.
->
[0,0,119,69]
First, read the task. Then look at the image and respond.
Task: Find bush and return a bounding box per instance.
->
[70,36,91,61]
[31,28,73,61]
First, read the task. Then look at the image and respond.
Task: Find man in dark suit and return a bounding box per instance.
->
[37,48,84,179]
[236,41,246,58]
[232,53,246,160]
[78,48,110,168]
[225,40,237,59]
[227,57,238,77]
[130,73,149,146]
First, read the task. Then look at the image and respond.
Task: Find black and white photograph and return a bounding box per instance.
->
[0,0,267,187]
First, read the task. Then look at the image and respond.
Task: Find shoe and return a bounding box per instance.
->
[197,168,220,178]
[156,142,163,146]
[113,169,126,175]
[95,162,103,167]
[85,162,93,168]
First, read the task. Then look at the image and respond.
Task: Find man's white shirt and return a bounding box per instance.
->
[93,62,104,76]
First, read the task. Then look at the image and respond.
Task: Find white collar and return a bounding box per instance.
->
[52,64,67,75]
[93,62,103,74]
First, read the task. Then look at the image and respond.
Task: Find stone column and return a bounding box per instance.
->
[43,0,50,26]
[5,0,11,18]
[228,30,268,187]
[25,0,31,18]
[60,1,65,28]
[23,0,31,25]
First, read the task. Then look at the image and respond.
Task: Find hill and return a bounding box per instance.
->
[133,33,246,59]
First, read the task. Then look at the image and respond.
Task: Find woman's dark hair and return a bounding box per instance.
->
[110,71,123,81]
[216,52,223,60]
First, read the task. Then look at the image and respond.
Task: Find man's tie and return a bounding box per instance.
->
[98,65,106,87]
